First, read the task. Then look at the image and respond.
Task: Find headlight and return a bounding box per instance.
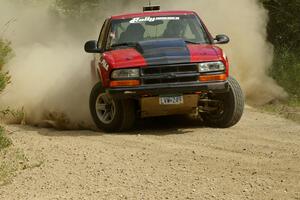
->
[111,68,140,79]
[198,61,225,73]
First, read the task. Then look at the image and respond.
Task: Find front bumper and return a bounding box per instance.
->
[107,81,229,98]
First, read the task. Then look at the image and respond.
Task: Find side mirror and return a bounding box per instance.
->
[84,40,102,53]
[214,34,230,44]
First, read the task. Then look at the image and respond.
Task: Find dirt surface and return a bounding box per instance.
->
[0,106,300,200]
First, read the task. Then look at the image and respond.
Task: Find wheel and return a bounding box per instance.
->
[89,82,136,132]
[200,76,244,128]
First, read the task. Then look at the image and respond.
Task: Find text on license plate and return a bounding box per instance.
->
[159,95,184,105]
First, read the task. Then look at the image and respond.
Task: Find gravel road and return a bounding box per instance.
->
[0,107,300,200]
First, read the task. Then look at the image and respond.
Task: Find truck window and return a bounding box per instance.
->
[108,15,210,48]
[97,19,110,50]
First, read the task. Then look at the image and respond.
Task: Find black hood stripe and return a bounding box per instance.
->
[136,39,190,65]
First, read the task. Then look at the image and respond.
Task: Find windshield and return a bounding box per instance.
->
[107,15,211,48]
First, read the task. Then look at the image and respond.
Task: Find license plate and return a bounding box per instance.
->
[159,95,184,105]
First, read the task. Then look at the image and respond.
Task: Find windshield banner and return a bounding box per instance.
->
[130,16,180,23]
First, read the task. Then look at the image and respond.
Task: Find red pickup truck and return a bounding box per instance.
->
[85,6,244,132]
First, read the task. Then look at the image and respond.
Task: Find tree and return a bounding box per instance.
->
[262,0,300,50]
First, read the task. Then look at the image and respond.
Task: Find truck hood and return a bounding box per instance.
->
[103,39,223,69]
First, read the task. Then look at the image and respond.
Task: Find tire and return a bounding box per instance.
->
[89,82,136,132]
[201,76,244,128]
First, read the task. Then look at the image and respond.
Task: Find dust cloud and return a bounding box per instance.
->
[0,0,286,128]
[0,1,95,128]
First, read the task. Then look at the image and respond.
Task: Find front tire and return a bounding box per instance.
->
[200,76,244,128]
[89,83,136,132]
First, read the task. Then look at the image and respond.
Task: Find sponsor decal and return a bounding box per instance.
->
[129,16,180,24]
[100,57,109,71]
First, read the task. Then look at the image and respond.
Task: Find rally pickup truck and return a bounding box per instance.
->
[84,6,244,132]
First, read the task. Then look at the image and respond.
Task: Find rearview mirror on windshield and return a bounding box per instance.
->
[84,40,102,53]
[214,34,230,44]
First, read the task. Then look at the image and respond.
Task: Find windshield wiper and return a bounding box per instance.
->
[111,42,138,48]
[184,40,201,44]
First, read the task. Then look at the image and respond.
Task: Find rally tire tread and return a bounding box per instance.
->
[89,82,136,132]
[224,76,245,127]
[201,76,244,128]
[120,100,136,131]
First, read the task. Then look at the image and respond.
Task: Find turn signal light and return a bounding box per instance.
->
[199,74,227,82]
[110,80,140,87]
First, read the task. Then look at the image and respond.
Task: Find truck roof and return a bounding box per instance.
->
[111,10,196,20]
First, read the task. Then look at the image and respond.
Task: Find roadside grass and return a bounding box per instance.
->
[1,115,44,186]
[0,127,11,150]
[270,48,300,97]
[262,48,300,123]
[0,147,29,186]
[0,107,26,125]
[0,72,10,92]
[1,38,42,186]
[0,39,12,92]
[260,98,300,124]
[0,126,13,185]
[0,127,43,186]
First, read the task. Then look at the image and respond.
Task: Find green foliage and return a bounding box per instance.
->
[0,39,12,92]
[55,0,100,17]
[0,39,12,70]
[0,72,10,92]
[262,0,300,50]
[0,39,13,151]
[261,0,300,102]
[0,127,11,150]
[270,48,300,98]
[53,0,131,20]
[0,148,36,186]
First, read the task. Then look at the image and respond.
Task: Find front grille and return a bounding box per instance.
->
[141,63,199,85]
